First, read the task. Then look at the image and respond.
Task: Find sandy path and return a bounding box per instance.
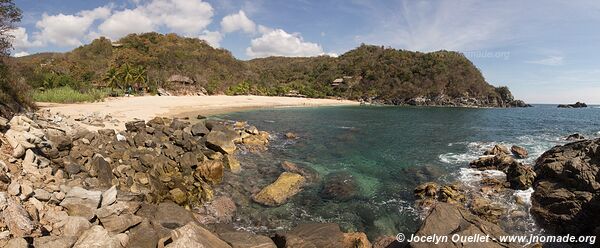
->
[37,95,358,130]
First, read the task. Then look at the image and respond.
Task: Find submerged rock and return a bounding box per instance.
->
[531,138,600,236]
[320,171,359,201]
[252,172,306,206]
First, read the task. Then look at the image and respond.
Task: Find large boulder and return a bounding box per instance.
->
[2,199,34,237]
[469,154,518,171]
[409,202,518,248]
[72,225,126,248]
[320,171,359,201]
[483,145,510,156]
[252,172,306,206]
[506,163,535,190]
[273,223,371,248]
[205,131,236,154]
[160,222,231,248]
[531,138,600,236]
[59,187,102,220]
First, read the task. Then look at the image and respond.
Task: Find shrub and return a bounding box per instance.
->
[32,86,112,103]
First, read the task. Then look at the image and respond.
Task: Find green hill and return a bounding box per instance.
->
[11,32,526,107]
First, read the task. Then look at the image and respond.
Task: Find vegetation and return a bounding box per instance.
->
[0,0,33,118]
[9,32,518,106]
[32,87,112,103]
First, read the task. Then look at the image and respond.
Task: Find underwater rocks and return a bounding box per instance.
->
[320,171,359,201]
[252,172,306,206]
[531,138,600,236]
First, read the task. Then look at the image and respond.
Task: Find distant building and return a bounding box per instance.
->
[111,43,123,48]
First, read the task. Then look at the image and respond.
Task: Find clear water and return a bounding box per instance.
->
[213,104,600,239]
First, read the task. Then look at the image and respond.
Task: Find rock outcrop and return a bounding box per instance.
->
[531,138,600,236]
[409,202,518,248]
[557,102,587,108]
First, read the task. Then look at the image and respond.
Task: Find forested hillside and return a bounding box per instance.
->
[10,32,526,107]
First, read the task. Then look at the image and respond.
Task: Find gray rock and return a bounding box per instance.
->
[92,154,113,187]
[190,122,210,136]
[73,225,124,248]
[60,187,102,220]
[61,216,92,237]
[34,236,78,248]
[101,185,118,207]
[34,189,52,201]
[127,219,158,248]
[7,181,20,196]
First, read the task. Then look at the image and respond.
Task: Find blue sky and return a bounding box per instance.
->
[8,0,600,104]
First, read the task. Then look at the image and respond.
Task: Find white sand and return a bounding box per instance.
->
[37,95,358,130]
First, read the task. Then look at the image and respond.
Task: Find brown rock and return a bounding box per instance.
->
[2,199,34,237]
[197,160,224,184]
[510,145,528,158]
[252,172,306,206]
[218,232,277,248]
[483,144,510,156]
[161,222,231,248]
[206,131,236,154]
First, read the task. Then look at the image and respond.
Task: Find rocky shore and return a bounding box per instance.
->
[0,108,598,247]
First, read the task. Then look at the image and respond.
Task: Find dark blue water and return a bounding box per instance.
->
[215,104,600,238]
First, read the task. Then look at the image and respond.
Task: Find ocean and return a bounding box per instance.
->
[213,104,600,239]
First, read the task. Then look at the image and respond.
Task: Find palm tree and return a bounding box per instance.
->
[102,67,121,89]
[132,65,147,91]
[120,63,134,88]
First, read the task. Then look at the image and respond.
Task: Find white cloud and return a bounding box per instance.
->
[221,10,256,33]
[198,30,222,48]
[96,0,213,41]
[35,6,111,46]
[13,51,30,57]
[526,55,564,66]
[97,8,154,40]
[246,29,324,58]
[7,27,41,51]
[145,0,213,35]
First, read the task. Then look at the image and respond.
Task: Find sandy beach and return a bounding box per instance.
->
[37,95,358,130]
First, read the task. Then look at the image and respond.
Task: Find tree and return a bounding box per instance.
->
[0,0,21,56]
[102,67,121,89]
[131,65,147,89]
[119,63,134,87]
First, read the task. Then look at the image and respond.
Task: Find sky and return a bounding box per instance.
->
[7,0,600,104]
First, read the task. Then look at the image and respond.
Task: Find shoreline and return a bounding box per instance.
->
[36,95,359,130]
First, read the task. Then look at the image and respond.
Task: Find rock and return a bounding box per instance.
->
[414,182,439,200]
[531,138,600,236]
[61,216,92,237]
[320,171,358,201]
[34,236,78,248]
[127,219,158,248]
[245,126,259,135]
[484,144,510,156]
[169,188,187,205]
[566,133,585,141]
[252,172,306,206]
[3,238,28,248]
[218,232,277,248]
[469,154,518,171]
[373,236,402,248]
[190,122,210,137]
[223,154,241,173]
[73,225,124,248]
[101,185,118,207]
[92,154,114,187]
[438,184,466,204]
[470,197,505,223]
[274,223,370,248]
[197,160,224,184]
[125,120,146,132]
[2,199,34,237]
[200,196,236,224]
[34,188,52,201]
[285,132,297,139]
[196,115,207,120]
[510,145,528,158]
[8,181,20,196]
[409,202,517,248]
[60,187,102,220]
[138,202,196,238]
[281,161,318,182]
[161,222,231,248]
[46,129,72,151]
[242,131,269,146]
[0,116,8,129]
[206,131,236,154]
[95,201,143,233]
[169,119,189,130]
[558,102,587,108]
[506,163,535,190]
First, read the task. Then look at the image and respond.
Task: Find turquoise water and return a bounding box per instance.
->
[215,105,600,238]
